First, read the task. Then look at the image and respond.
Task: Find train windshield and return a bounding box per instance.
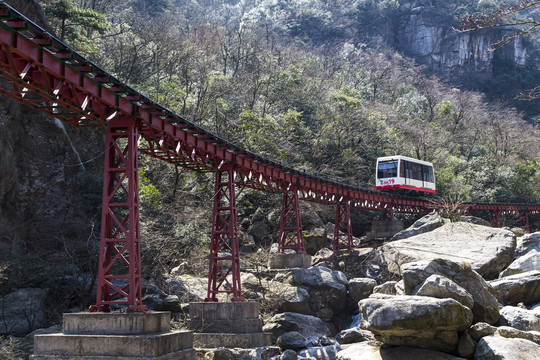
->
[377,160,398,178]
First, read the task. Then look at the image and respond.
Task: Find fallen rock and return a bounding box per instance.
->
[285,266,348,318]
[348,278,377,303]
[384,222,516,279]
[516,232,540,258]
[335,327,376,344]
[475,334,540,359]
[500,250,540,278]
[468,322,497,342]
[298,344,340,359]
[303,227,327,255]
[262,312,332,341]
[489,271,540,305]
[390,212,448,241]
[401,258,500,324]
[413,274,474,309]
[457,331,476,359]
[359,294,473,352]
[276,331,309,351]
[0,288,48,335]
[336,343,467,360]
[498,306,540,331]
[372,281,397,295]
[496,326,540,345]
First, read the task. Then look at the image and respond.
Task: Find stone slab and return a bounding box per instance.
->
[189,318,263,333]
[33,331,193,357]
[193,332,272,348]
[62,311,171,335]
[268,253,312,269]
[189,302,260,320]
[31,348,195,360]
[369,220,404,239]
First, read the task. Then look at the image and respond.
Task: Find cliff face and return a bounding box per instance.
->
[396,6,528,80]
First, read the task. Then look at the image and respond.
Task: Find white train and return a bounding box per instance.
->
[375,155,436,193]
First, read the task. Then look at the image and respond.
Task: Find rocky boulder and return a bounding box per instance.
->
[0,288,48,335]
[489,271,540,305]
[401,258,500,324]
[413,274,474,310]
[372,281,399,295]
[384,222,516,279]
[337,342,468,360]
[359,294,473,352]
[500,250,540,278]
[516,232,540,258]
[390,212,448,241]
[285,266,348,319]
[303,227,327,255]
[498,306,540,332]
[348,278,377,303]
[335,327,375,344]
[262,312,333,341]
[475,334,540,359]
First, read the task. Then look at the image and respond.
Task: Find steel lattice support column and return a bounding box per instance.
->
[520,210,530,233]
[381,206,395,221]
[92,118,146,312]
[278,187,306,254]
[205,164,244,302]
[333,197,353,251]
[490,210,501,228]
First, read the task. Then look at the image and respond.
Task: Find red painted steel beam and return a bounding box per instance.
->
[278,187,307,254]
[90,118,146,312]
[206,164,244,302]
[333,197,353,251]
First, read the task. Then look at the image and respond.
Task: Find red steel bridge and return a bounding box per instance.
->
[1,2,539,311]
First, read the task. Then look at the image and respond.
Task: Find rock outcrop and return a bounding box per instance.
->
[384,222,516,279]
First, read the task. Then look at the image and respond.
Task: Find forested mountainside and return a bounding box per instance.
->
[1,0,540,330]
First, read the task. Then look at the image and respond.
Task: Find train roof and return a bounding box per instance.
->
[376,155,434,166]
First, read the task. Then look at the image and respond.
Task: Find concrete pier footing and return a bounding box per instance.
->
[32,312,195,360]
[268,253,312,269]
[188,302,272,348]
[368,219,404,239]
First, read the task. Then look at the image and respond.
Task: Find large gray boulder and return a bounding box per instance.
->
[500,250,540,278]
[489,271,540,305]
[401,258,500,324]
[390,212,448,241]
[498,306,540,332]
[336,342,467,360]
[475,334,540,359]
[0,288,48,335]
[359,294,473,352]
[262,312,332,341]
[413,274,474,310]
[516,232,540,258]
[348,278,377,303]
[285,266,348,318]
[384,222,516,279]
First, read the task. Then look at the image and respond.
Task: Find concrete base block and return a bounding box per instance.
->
[32,312,195,360]
[193,332,272,348]
[188,302,271,348]
[368,220,404,239]
[268,253,312,269]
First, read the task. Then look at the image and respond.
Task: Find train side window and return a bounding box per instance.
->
[400,160,405,177]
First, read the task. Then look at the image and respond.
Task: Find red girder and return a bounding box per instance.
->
[91,118,146,312]
[206,164,244,302]
[278,186,307,254]
[2,3,540,312]
[333,197,353,251]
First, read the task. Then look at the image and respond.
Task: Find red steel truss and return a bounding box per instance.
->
[278,187,306,254]
[1,3,540,311]
[206,164,244,302]
[92,118,146,312]
[333,197,353,251]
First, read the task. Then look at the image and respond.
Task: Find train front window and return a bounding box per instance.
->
[377,160,398,178]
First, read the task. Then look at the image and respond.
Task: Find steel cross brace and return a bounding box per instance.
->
[278,186,307,254]
[91,118,146,312]
[205,163,244,302]
[490,210,501,228]
[520,210,530,233]
[333,197,353,251]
